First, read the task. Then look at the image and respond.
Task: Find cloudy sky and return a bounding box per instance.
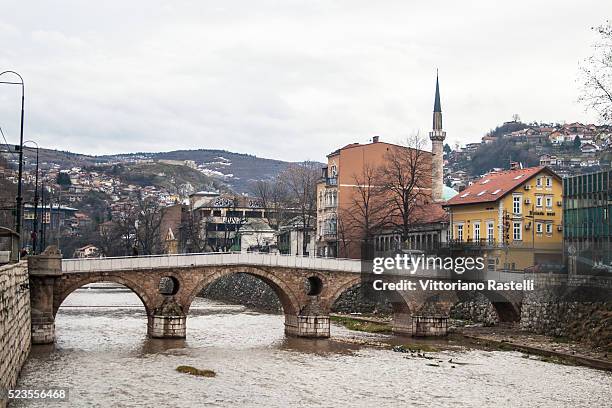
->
[0,1,609,162]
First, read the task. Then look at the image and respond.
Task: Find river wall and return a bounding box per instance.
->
[0,262,31,408]
[519,284,611,349]
[200,273,391,314]
[449,292,500,326]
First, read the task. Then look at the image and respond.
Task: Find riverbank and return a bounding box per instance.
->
[331,313,612,371]
[457,325,612,371]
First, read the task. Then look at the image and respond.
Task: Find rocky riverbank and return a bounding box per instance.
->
[456,325,612,371]
[331,313,611,371]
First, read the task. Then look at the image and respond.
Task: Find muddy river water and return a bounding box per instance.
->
[13,287,612,407]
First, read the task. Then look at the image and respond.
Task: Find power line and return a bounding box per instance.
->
[0,125,18,160]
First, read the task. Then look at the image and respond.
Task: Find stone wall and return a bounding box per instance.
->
[449,292,499,326]
[201,273,283,312]
[200,273,391,314]
[520,287,611,349]
[0,262,31,408]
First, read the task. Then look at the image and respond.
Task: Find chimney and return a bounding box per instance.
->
[510,161,519,170]
[372,136,379,143]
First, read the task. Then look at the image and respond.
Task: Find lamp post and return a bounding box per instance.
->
[0,71,25,256]
[22,140,39,253]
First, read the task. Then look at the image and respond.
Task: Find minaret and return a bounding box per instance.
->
[429,72,446,202]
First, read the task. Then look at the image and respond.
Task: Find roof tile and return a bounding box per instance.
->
[445,166,549,206]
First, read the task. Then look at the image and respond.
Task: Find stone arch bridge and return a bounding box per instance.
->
[27,249,524,344]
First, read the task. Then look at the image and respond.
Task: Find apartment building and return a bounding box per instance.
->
[444,165,563,271]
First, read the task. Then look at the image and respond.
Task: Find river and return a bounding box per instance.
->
[14,286,612,407]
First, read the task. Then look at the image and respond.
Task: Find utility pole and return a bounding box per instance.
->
[0,71,25,256]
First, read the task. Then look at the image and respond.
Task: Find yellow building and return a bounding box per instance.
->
[444,165,563,271]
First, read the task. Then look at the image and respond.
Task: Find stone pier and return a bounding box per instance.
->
[284,314,331,338]
[391,312,414,335]
[148,298,186,338]
[148,315,187,338]
[28,246,63,344]
[412,315,448,337]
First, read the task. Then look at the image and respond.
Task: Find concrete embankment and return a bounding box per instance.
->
[0,262,31,408]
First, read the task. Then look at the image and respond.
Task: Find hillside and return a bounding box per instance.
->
[119,149,293,192]
[97,162,228,194]
[15,147,316,193]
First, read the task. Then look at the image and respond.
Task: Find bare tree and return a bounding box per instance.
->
[378,133,431,244]
[220,197,247,251]
[111,210,138,256]
[278,162,319,255]
[342,162,387,258]
[251,178,289,230]
[180,209,206,253]
[336,211,351,258]
[134,193,165,255]
[579,21,612,124]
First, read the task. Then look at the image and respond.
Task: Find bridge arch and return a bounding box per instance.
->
[54,274,154,317]
[325,277,418,334]
[451,290,522,323]
[184,265,302,316]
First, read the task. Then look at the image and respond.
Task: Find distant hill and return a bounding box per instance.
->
[17,147,319,193]
[98,161,228,194]
[124,149,293,192]
[485,121,529,138]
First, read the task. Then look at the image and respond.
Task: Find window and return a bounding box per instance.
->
[536,195,543,207]
[536,222,543,233]
[545,177,552,187]
[546,223,553,234]
[546,196,553,208]
[487,221,494,243]
[513,195,522,214]
[456,224,463,241]
[513,222,522,241]
[487,258,496,271]
[474,222,480,241]
[536,177,542,187]
[491,189,501,195]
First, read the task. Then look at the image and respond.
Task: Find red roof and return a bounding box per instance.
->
[409,203,448,224]
[444,166,552,206]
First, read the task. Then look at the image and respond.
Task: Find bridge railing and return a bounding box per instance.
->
[61,252,364,273]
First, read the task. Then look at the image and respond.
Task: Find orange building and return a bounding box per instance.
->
[316,75,453,259]
[316,138,426,258]
[315,136,450,258]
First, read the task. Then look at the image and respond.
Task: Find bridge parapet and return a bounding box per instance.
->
[61,253,363,274]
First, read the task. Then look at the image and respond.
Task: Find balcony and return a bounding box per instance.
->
[324,201,337,209]
[446,238,498,249]
[321,229,337,241]
[326,177,338,186]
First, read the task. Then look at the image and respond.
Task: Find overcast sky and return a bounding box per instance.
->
[0,1,609,162]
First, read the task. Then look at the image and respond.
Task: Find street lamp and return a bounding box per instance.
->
[0,71,25,256]
[22,140,39,254]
